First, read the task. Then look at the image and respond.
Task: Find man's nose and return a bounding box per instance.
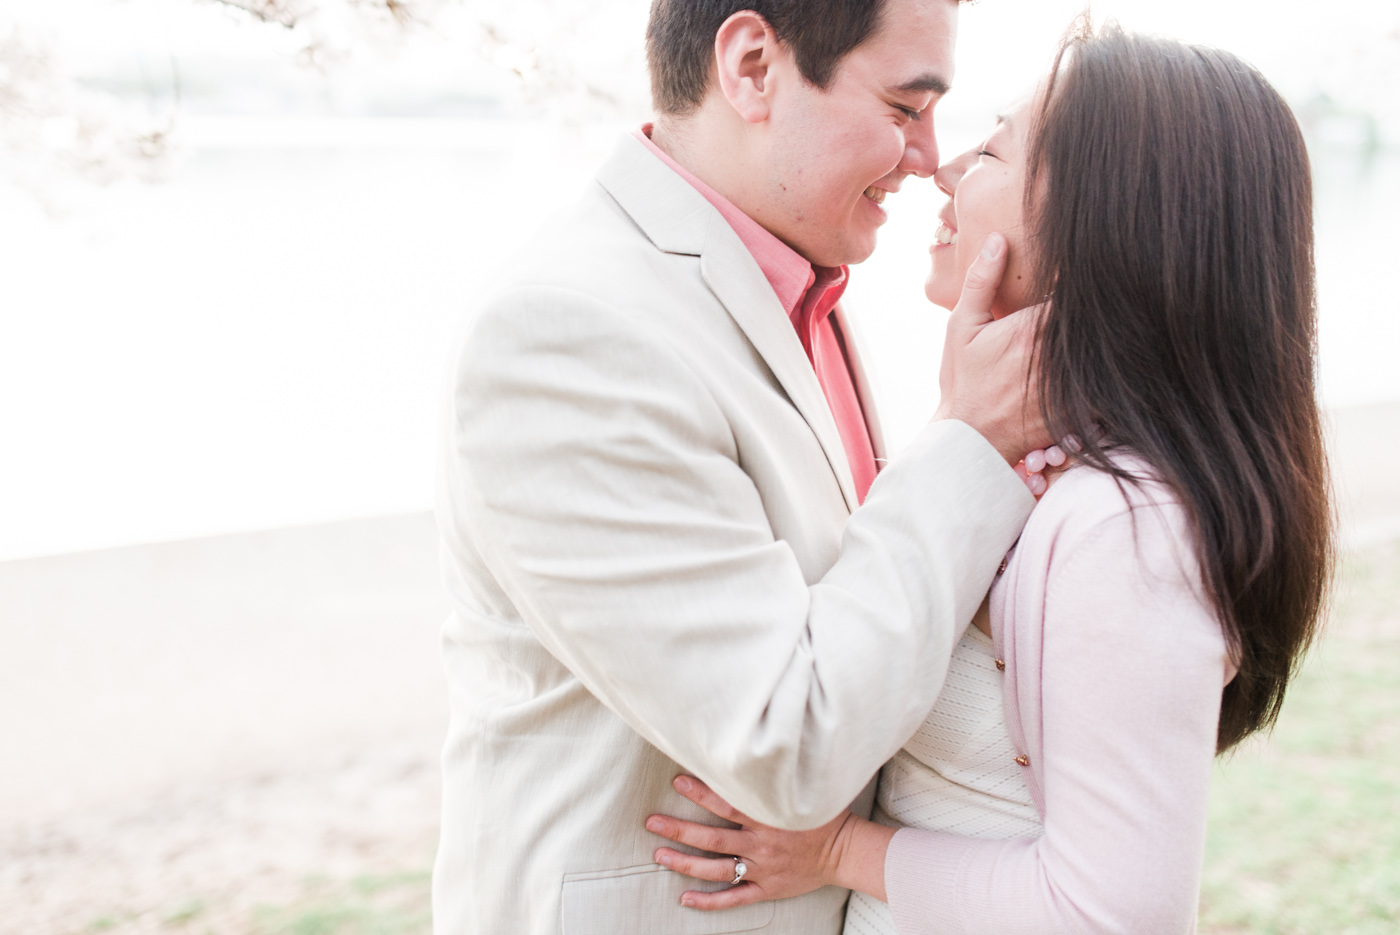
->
[899,116,940,179]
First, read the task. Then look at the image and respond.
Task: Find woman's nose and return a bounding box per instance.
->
[933,149,976,197]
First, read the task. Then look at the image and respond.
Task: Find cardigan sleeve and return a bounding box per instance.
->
[884,505,1232,935]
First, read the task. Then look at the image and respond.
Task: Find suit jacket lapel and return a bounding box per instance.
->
[596,135,860,513]
[832,303,888,466]
[699,234,859,511]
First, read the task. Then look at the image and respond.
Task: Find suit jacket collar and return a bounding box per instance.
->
[596,133,866,512]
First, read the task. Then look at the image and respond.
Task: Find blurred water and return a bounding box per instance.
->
[1311,146,1400,408]
[2,119,1396,561]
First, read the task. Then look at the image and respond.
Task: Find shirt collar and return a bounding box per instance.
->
[633,125,845,320]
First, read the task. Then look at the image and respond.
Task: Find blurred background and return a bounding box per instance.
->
[1,1,1396,932]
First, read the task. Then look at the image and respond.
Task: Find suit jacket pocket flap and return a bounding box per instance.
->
[561,864,775,935]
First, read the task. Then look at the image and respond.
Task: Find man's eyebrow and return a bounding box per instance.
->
[892,74,951,96]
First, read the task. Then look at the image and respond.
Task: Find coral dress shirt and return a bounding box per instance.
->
[634,126,880,503]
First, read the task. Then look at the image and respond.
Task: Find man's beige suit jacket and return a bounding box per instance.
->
[433,134,1034,935]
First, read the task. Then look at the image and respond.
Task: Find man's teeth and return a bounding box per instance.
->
[935,223,958,245]
[864,186,886,205]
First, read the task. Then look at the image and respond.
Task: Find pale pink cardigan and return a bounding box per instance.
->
[884,460,1237,934]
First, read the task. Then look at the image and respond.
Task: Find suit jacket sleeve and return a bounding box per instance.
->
[446,284,1034,830]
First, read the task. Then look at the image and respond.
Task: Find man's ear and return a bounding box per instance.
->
[713,11,782,124]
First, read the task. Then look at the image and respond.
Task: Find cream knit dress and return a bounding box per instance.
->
[843,615,1044,935]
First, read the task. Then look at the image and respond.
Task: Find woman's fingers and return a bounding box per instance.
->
[646,814,744,856]
[681,882,764,911]
[672,776,749,824]
[652,847,740,883]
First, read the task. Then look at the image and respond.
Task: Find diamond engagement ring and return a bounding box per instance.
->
[731,857,748,885]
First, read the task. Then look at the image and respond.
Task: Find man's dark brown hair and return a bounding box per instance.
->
[645,0,890,115]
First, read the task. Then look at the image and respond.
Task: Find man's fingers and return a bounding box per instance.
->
[963,233,1007,290]
[653,848,741,884]
[949,232,1008,333]
[681,882,764,911]
[980,301,1044,354]
[1015,298,1051,324]
[673,775,748,825]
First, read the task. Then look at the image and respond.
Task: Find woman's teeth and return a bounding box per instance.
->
[934,223,958,245]
[863,186,886,205]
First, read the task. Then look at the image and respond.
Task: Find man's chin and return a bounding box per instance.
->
[792,225,879,268]
[831,233,879,267]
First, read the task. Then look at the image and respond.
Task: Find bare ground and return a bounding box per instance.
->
[0,513,447,934]
[0,741,439,934]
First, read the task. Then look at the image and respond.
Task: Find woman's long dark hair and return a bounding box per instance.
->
[1026,22,1334,752]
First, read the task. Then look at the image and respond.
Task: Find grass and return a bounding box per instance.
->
[163,900,207,926]
[1200,540,1400,933]
[251,872,432,935]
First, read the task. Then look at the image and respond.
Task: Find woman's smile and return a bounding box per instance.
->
[924,96,1038,318]
[932,211,958,246]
